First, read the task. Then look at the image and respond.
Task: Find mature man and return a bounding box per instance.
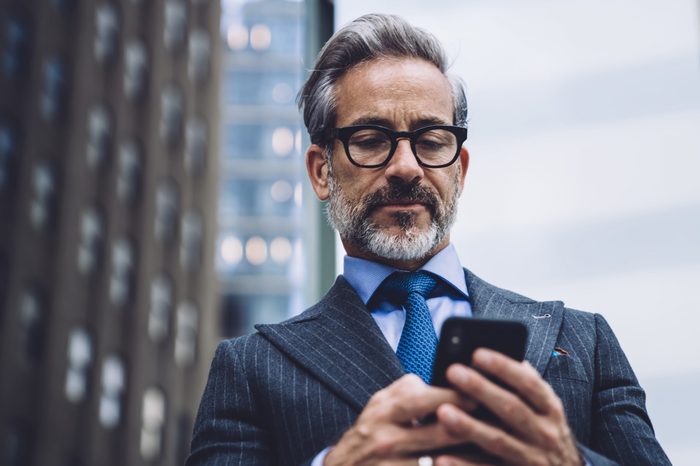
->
[188,14,669,466]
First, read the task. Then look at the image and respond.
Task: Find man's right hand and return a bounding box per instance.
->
[324,374,474,466]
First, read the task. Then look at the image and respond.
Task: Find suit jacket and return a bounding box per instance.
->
[187,269,670,466]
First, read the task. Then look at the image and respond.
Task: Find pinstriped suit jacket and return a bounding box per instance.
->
[187,269,670,466]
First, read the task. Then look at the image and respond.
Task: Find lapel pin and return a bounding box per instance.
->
[532,313,551,319]
[552,347,569,357]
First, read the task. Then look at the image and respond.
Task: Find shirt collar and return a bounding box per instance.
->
[342,243,469,305]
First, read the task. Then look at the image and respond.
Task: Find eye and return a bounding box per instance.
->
[416,130,455,151]
[349,130,390,150]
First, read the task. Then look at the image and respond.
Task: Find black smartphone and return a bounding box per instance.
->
[427,317,528,457]
[431,317,528,388]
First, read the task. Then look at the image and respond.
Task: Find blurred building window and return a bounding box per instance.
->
[219,235,243,266]
[123,40,148,102]
[77,207,104,276]
[0,122,17,191]
[116,140,141,203]
[2,15,30,81]
[271,82,293,104]
[19,287,45,363]
[99,355,126,429]
[163,0,187,52]
[226,23,248,50]
[249,23,271,51]
[174,301,197,366]
[269,236,292,265]
[140,387,166,461]
[180,210,203,271]
[184,117,207,175]
[160,85,183,146]
[65,328,92,403]
[50,0,77,12]
[148,275,172,343]
[271,126,293,156]
[94,3,119,65]
[29,162,55,230]
[223,69,300,106]
[2,422,33,466]
[270,180,293,203]
[154,180,179,243]
[245,236,267,265]
[109,238,134,308]
[40,56,67,121]
[86,104,113,170]
[188,29,211,84]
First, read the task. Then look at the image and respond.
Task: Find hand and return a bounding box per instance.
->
[324,374,475,466]
[433,348,583,466]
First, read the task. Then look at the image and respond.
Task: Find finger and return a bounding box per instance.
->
[435,454,498,466]
[375,418,475,457]
[436,404,542,465]
[472,349,560,417]
[445,365,543,443]
[369,374,472,425]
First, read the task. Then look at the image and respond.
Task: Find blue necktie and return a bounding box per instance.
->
[380,271,439,383]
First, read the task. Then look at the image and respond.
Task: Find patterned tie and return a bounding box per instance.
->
[380,271,439,383]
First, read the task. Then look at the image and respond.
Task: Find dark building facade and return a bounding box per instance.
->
[0,1,221,465]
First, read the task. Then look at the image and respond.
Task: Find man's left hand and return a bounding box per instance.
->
[434,348,583,466]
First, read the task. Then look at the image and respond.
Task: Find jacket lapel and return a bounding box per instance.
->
[464,269,564,375]
[256,276,404,412]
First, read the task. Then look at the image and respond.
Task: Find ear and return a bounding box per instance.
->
[457,146,469,189]
[305,144,330,201]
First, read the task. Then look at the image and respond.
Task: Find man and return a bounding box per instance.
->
[188,14,669,466]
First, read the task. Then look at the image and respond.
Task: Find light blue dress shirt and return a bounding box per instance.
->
[342,243,472,349]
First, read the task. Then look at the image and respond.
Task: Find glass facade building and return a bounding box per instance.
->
[217,0,306,336]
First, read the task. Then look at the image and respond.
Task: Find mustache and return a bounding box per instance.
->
[361,180,440,217]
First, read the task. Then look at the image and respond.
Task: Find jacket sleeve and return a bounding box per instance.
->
[588,314,670,465]
[186,338,273,466]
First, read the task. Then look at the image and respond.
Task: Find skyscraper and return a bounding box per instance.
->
[0,1,221,465]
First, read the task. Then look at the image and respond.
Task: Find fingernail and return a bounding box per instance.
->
[442,405,458,424]
[474,349,492,365]
[451,365,469,384]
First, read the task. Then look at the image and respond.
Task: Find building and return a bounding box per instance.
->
[217,0,308,336]
[0,1,221,465]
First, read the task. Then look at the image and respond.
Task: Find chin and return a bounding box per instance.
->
[361,223,443,262]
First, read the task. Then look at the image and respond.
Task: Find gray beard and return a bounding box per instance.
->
[326,173,460,263]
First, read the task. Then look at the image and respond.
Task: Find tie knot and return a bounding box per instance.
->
[380,271,438,303]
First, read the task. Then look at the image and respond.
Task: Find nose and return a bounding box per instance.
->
[383,138,423,184]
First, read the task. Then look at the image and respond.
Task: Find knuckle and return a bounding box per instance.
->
[487,431,509,451]
[546,395,565,418]
[369,430,396,457]
[522,374,540,393]
[539,424,561,450]
[500,394,519,418]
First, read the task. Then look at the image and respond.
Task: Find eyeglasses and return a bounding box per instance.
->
[333,124,468,168]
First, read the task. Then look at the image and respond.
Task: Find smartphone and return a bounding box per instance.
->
[427,317,528,457]
[431,317,528,388]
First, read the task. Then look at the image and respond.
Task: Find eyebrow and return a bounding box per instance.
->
[346,116,451,129]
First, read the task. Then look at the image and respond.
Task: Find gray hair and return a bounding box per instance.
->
[297,13,468,149]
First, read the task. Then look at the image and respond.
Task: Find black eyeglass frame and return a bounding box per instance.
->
[332,124,468,168]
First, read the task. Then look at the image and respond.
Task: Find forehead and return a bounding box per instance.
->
[333,57,454,129]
